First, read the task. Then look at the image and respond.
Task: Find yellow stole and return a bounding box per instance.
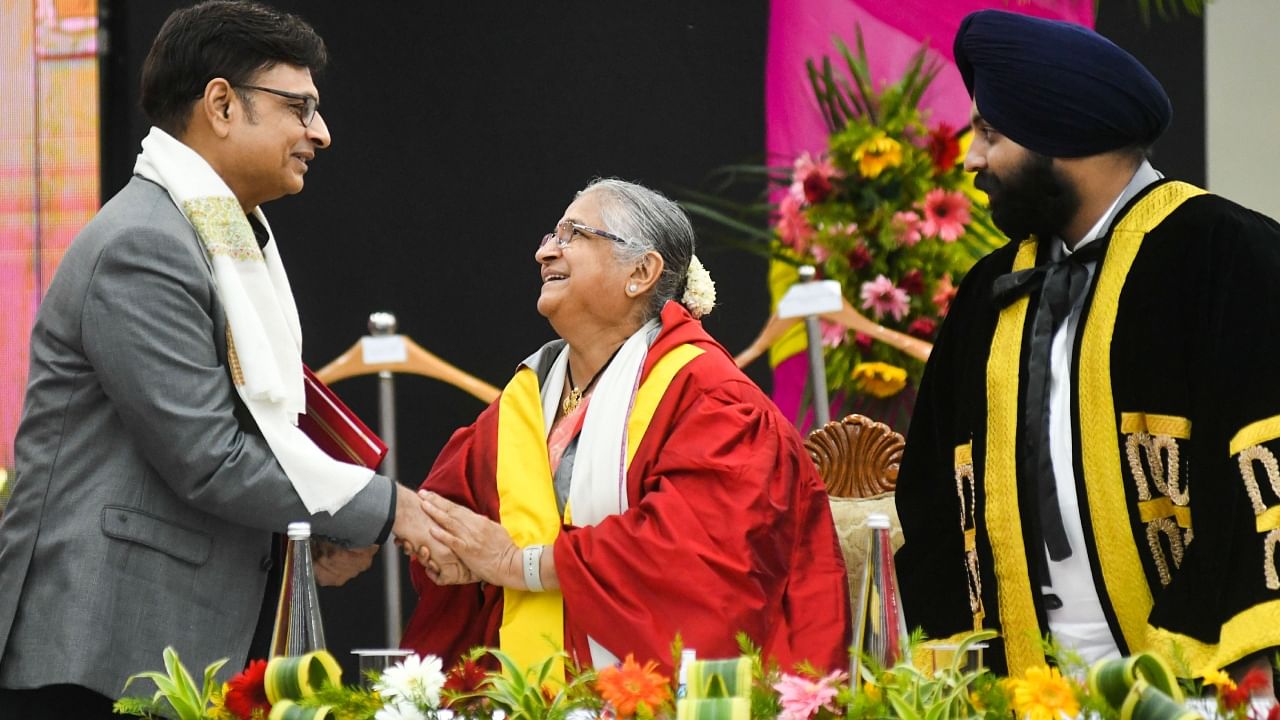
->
[495,343,704,680]
[985,182,1205,674]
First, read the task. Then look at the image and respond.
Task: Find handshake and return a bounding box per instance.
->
[314,485,534,590]
[389,485,526,589]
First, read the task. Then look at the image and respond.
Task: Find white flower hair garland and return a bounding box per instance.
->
[682,254,716,318]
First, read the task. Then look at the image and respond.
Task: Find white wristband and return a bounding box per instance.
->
[522,544,545,592]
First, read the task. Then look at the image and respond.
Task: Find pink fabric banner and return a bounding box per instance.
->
[766,0,1094,164]
[764,0,1093,429]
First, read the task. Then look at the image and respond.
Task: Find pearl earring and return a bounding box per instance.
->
[627,284,637,293]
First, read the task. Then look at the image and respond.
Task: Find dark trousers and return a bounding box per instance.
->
[0,684,117,719]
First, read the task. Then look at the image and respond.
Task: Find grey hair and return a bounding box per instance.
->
[578,177,695,321]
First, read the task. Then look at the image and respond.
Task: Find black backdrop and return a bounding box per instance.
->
[98,1,1202,675]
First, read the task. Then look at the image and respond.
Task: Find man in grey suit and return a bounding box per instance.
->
[0,2,437,716]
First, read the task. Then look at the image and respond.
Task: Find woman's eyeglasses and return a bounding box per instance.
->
[539,221,628,249]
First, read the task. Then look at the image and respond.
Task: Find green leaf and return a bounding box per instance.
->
[888,692,925,720]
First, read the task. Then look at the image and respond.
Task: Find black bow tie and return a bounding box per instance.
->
[992,237,1108,563]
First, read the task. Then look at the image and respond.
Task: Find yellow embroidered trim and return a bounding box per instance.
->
[496,367,565,681]
[183,197,263,261]
[1141,499,1187,527]
[1078,182,1206,653]
[985,238,1043,674]
[1233,444,1280,588]
[1173,506,1191,528]
[1121,412,1191,440]
[1138,498,1175,523]
[1257,506,1280,534]
[1230,415,1280,457]
[1146,599,1280,676]
[626,345,704,465]
[955,441,983,627]
[225,324,245,386]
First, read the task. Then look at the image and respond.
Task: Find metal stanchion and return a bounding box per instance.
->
[797,266,831,427]
[368,312,403,648]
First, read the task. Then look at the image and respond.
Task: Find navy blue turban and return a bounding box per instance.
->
[954,10,1172,158]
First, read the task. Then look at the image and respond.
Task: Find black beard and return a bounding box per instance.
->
[975,152,1079,242]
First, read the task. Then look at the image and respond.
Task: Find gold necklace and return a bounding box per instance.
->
[562,386,585,415]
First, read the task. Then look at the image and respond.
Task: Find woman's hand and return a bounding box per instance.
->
[419,490,523,588]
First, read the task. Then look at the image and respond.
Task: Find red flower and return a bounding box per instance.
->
[898,269,925,296]
[908,317,938,339]
[791,152,842,204]
[443,657,489,707]
[802,173,833,204]
[1223,668,1272,709]
[855,332,874,352]
[1267,702,1280,720]
[224,659,270,720]
[848,244,872,270]
[926,123,961,174]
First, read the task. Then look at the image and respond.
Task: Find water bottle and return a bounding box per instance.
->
[270,522,326,656]
[676,648,696,699]
[851,513,908,683]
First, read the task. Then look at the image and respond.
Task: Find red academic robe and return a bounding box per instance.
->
[402,303,850,673]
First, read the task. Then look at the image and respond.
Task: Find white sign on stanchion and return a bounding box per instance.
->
[777,267,842,426]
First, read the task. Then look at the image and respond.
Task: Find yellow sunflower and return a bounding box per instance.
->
[851,362,908,398]
[854,132,903,179]
[1003,666,1079,720]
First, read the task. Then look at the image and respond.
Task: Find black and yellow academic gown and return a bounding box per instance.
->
[895,180,1280,676]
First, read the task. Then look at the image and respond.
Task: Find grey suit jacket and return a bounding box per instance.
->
[0,176,395,698]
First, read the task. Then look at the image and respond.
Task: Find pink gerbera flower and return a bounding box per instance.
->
[774,670,848,720]
[860,274,911,321]
[820,319,846,348]
[891,210,923,247]
[776,194,815,254]
[790,152,842,204]
[919,188,971,242]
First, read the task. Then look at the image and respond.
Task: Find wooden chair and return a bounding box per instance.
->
[805,414,904,498]
[806,414,906,613]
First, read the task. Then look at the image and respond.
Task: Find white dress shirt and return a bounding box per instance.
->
[1041,160,1162,664]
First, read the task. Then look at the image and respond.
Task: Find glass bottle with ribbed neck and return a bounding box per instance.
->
[269,521,327,657]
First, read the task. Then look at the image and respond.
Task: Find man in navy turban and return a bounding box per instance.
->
[895,9,1280,687]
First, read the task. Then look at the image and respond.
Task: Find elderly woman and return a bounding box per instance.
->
[401,178,849,676]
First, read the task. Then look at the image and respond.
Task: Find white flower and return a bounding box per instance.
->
[682,254,716,318]
[374,653,446,710]
[376,699,429,720]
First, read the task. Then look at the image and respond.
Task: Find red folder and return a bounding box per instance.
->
[299,364,388,469]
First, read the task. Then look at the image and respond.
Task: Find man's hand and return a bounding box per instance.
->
[391,483,436,560]
[419,490,522,588]
[392,485,479,586]
[312,541,377,587]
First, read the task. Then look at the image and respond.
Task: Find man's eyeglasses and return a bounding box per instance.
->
[236,84,320,128]
[539,221,628,249]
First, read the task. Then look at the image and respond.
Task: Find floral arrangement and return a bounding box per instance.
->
[783,34,1002,406]
[686,31,1002,420]
[113,634,1279,720]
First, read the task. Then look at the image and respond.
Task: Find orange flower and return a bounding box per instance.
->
[594,654,670,717]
